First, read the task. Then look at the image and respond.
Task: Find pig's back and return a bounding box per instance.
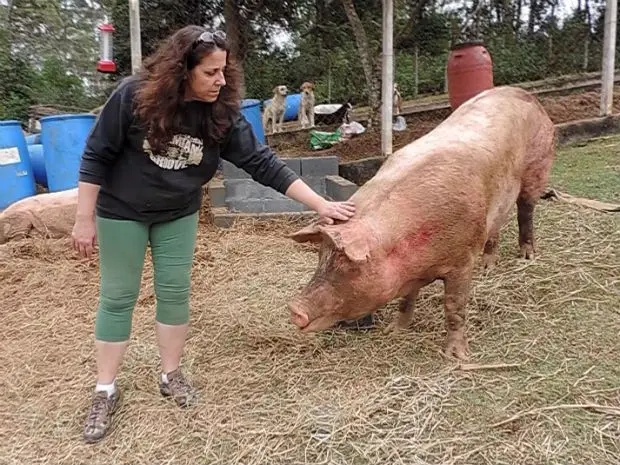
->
[352,87,550,245]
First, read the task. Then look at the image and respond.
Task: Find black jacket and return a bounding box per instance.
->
[79,75,299,223]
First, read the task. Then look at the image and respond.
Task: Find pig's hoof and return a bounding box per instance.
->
[383,319,408,335]
[444,337,470,361]
[482,253,498,271]
[520,243,535,260]
[336,314,375,331]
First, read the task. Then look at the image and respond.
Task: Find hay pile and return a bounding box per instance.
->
[0,201,618,465]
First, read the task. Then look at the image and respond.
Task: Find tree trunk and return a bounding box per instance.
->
[5,0,14,24]
[341,0,380,128]
[223,0,247,95]
[512,0,522,35]
[502,0,515,42]
[494,0,503,24]
[223,0,246,65]
[583,0,591,70]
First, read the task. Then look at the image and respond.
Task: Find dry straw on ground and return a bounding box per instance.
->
[0,200,618,465]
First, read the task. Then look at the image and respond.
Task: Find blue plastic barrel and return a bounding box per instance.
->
[40,113,96,192]
[240,99,266,144]
[25,133,41,145]
[28,143,48,187]
[0,120,36,210]
[263,93,302,122]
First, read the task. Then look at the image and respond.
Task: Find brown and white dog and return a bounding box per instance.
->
[263,85,288,134]
[298,81,315,129]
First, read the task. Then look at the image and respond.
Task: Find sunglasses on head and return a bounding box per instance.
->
[193,30,227,49]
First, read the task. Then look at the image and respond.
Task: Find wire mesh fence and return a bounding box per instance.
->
[1,0,618,159]
[228,0,619,158]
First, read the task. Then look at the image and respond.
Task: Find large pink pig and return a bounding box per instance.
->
[287,86,556,360]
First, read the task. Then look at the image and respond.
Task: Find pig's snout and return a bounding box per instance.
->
[288,302,310,329]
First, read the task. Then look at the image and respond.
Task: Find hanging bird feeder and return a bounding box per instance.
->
[97,23,117,73]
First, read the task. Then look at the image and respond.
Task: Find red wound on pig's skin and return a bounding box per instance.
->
[389,223,438,259]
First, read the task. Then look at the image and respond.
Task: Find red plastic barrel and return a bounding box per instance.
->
[446,41,494,110]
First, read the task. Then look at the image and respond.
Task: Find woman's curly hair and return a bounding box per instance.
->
[133,25,242,154]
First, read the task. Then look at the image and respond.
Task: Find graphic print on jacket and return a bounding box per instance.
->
[143,133,204,170]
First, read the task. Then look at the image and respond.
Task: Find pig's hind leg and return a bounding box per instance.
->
[517,127,555,260]
[517,197,536,259]
[481,229,500,271]
[442,264,474,361]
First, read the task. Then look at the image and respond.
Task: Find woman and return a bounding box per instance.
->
[73,25,355,443]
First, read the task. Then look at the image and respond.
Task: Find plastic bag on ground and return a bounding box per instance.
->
[339,121,366,139]
[310,129,342,150]
[393,116,407,131]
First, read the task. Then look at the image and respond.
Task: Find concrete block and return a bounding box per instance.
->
[556,114,620,146]
[282,158,301,175]
[339,156,384,186]
[300,156,339,177]
[227,199,311,214]
[300,176,326,194]
[221,160,251,179]
[225,178,287,201]
[325,175,358,201]
[212,210,318,228]
[207,180,226,207]
[221,158,302,180]
[227,199,265,213]
[266,199,311,212]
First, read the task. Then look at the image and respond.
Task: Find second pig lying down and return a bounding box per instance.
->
[286,86,557,360]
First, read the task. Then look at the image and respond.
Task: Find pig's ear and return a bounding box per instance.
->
[319,226,370,263]
[288,222,323,243]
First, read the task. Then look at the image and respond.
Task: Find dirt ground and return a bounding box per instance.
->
[273,88,620,162]
[1,135,619,463]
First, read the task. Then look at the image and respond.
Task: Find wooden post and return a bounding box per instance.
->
[600,0,617,116]
[129,0,142,74]
[381,0,394,157]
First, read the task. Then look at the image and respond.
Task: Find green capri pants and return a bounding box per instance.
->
[94,212,199,342]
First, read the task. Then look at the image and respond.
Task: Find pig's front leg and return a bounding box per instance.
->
[383,293,419,334]
[383,280,429,334]
[443,266,473,361]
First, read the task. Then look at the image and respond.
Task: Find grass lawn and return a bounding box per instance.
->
[551,135,620,203]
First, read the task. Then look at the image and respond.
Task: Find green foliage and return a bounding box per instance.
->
[243,39,371,105]
[110,0,210,78]
[486,40,549,84]
[0,32,94,122]
[395,51,448,96]
[0,55,36,122]
[1,0,615,122]
[31,57,88,107]
[8,0,103,75]
[0,31,35,121]
[310,46,369,104]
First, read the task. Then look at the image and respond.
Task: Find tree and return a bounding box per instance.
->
[341,0,381,127]
[0,28,32,121]
[110,0,210,77]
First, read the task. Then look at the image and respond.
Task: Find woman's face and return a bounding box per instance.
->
[186,49,227,103]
